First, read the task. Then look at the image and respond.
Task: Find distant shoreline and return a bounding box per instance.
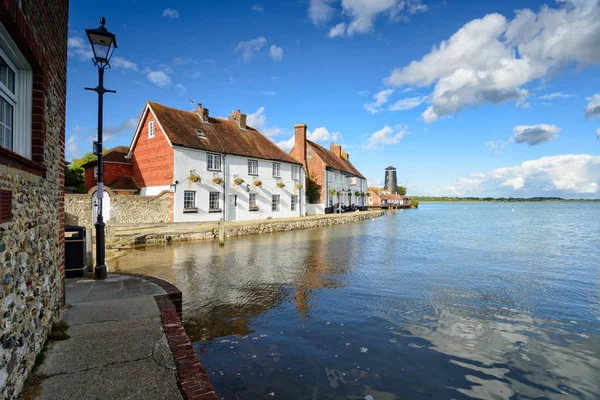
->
[412,197,600,203]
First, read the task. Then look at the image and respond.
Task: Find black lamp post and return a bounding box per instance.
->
[85,17,117,279]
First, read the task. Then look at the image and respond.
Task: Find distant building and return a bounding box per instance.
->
[82,146,139,194]
[384,166,399,194]
[290,124,368,214]
[368,186,412,209]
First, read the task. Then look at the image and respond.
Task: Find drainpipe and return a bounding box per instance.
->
[222,154,228,222]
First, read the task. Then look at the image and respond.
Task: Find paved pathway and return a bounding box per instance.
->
[33,275,183,400]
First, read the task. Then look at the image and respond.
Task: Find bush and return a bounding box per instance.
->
[412,200,419,208]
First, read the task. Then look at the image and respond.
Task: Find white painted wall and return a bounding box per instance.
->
[140,185,171,196]
[322,170,368,210]
[172,147,304,222]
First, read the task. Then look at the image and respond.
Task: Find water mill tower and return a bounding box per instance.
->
[384,166,398,194]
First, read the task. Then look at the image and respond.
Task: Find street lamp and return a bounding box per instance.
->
[85,17,117,279]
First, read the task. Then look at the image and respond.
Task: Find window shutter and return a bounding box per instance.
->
[0,189,12,223]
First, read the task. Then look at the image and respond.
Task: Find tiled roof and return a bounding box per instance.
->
[109,175,140,191]
[307,140,365,178]
[147,102,300,165]
[81,146,132,168]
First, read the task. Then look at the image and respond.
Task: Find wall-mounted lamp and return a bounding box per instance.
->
[170,180,179,193]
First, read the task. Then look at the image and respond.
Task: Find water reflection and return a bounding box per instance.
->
[114,204,600,399]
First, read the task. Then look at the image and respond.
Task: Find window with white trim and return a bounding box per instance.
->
[292,165,300,180]
[183,191,196,211]
[207,153,221,171]
[148,120,155,138]
[272,162,281,178]
[291,195,298,211]
[272,195,280,212]
[248,159,258,175]
[249,193,258,211]
[0,23,32,158]
[209,192,220,211]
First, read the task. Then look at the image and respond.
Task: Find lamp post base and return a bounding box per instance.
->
[95,264,107,279]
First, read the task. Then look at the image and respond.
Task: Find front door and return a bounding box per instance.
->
[228,195,237,221]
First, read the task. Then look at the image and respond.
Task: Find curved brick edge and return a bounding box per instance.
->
[155,295,218,400]
[116,272,182,320]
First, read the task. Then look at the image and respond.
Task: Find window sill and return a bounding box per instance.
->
[207,169,221,172]
[249,207,259,212]
[209,209,222,213]
[0,147,46,177]
[183,208,198,213]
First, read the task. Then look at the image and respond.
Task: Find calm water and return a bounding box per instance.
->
[114,203,600,399]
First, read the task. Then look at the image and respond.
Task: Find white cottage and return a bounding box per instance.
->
[128,102,305,222]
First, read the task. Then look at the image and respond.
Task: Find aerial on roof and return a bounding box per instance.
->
[307,140,365,178]
[81,146,132,168]
[140,102,301,165]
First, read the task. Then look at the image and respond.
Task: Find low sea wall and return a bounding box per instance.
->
[109,210,384,248]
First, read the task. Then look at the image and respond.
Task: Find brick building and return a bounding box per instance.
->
[0,0,68,398]
[368,187,412,209]
[82,146,139,194]
[290,124,367,214]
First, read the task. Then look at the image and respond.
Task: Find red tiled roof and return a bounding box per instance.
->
[307,140,365,178]
[81,146,132,168]
[147,102,300,165]
[109,175,140,191]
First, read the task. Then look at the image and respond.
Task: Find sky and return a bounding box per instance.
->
[66,0,600,198]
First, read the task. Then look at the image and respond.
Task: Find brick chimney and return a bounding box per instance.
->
[341,150,349,161]
[330,143,342,158]
[292,123,308,173]
[228,109,247,130]
[195,104,209,122]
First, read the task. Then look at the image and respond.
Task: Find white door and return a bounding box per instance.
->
[91,191,111,223]
[228,195,237,221]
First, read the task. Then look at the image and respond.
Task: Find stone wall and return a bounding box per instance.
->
[65,190,174,227]
[0,0,68,398]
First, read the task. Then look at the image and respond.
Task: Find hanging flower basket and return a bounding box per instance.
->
[295,183,303,190]
[329,188,337,196]
[337,191,344,196]
[253,180,262,187]
[362,192,368,197]
[234,177,244,185]
[354,191,361,197]
[189,173,201,183]
[212,177,223,185]
[276,182,286,189]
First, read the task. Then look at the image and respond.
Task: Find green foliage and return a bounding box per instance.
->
[328,188,337,197]
[397,185,407,195]
[65,161,85,193]
[354,191,361,197]
[412,200,420,208]
[70,152,97,169]
[306,174,321,204]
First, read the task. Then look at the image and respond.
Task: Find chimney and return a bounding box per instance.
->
[330,142,342,158]
[228,109,247,130]
[293,123,308,173]
[341,150,349,161]
[195,104,209,122]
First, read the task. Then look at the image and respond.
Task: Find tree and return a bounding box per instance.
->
[65,161,85,193]
[397,185,407,195]
[305,173,321,204]
[70,152,97,169]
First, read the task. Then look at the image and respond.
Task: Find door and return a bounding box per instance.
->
[228,195,237,221]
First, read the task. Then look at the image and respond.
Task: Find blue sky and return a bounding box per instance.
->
[66,0,600,198]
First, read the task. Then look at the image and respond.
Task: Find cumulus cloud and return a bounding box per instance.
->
[329,23,347,38]
[308,0,337,25]
[389,95,428,111]
[363,125,409,149]
[385,1,600,123]
[68,36,138,71]
[111,57,138,71]
[147,71,172,88]
[162,8,179,18]
[308,127,339,142]
[251,4,264,13]
[539,92,576,100]
[585,94,600,118]
[247,107,282,137]
[235,37,267,62]
[269,45,283,61]
[511,124,560,145]
[442,154,600,195]
[276,136,296,152]
[364,89,394,114]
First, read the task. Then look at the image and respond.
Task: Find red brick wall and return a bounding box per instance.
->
[132,109,174,188]
[84,163,134,192]
[306,152,328,204]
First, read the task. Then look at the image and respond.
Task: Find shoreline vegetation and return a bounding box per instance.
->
[412,196,600,202]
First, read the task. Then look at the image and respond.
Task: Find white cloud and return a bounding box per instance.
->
[308,127,339,142]
[596,129,600,140]
[276,136,295,152]
[162,8,179,18]
[485,140,507,155]
[111,56,138,71]
[246,107,282,137]
[308,0,337,25]
[329,23,347,38]
[511,124,560,145]
[269,45,283,61]
[364,89,394,114]
[584,94,600,118]
[358,90,370,96]
[175,84,186,96]
[65,135,81,160]
[147,71,172,88]
[67,36,93,60]
[538,92,576,100]
[386,1,600,123]
[344,0,427,36]
[389,95,428,111]
[363,125,409,149]
[442,155,600,195]
[516,99,531,109]
[235,37,267,62]
[252,4,264,13]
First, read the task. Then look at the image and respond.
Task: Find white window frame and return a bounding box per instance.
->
[248,159,258,176]
[183,190,196,212]
[272,162,281,178]
[292,165,300,180]
[272,195,280,212]
[207,153,221,171]
[249,193,258,211]
[0,22,32,159]
[209,191,220,211]
[291,195,298,211]
[148,120,155,138]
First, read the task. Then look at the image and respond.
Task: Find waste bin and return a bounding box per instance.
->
[65,225,86,278]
